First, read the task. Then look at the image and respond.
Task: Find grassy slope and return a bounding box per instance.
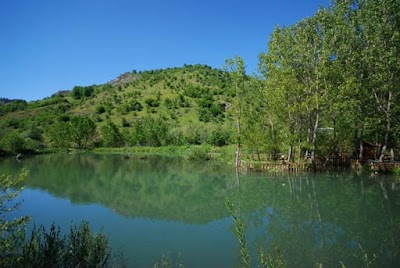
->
[0,64,235,150]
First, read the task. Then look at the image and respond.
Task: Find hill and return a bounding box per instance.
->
[0,64,237,154]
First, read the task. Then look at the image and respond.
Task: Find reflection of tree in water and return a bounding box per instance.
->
[1,155,399,266]
[5,154,240,224]
[235,173,400,267]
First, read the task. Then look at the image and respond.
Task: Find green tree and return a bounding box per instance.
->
[325,0,400,162]
[242,78,281,161]
[1,132,25,154]
[225,56,246,171]
[259,9,337,166]
[359,0,400,160]
[48,121,70,149]
[101,121,122,147]
[141,116,169,146]
[68,116,97,149]
[329,0,378,161]
[71,86,94,100]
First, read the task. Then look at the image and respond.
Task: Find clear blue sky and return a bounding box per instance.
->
[0,0,330,101]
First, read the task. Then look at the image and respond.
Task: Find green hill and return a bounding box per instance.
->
[0,64,236,154]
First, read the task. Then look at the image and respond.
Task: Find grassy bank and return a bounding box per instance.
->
[92,144,237,163]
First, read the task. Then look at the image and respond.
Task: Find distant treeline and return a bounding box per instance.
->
[0,99,27,115]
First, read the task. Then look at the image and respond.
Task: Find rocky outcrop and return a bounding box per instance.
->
[108,72,137,87]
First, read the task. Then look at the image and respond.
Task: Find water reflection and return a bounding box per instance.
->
[239,174,400,267]
[1,154,400,267]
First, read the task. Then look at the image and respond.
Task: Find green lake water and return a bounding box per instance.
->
[1,154,400,267]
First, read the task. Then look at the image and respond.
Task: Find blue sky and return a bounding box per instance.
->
[0,0,330,101]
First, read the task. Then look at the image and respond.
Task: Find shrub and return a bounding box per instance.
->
[209,129,230,147]
[96,105,106,114]
[121,118,130,127]
[164,98,176,109]
[0,170,30,267]
[19,221,110,268]
[188,145,211,160]
[144,98,160,108]
[0,171,111,268]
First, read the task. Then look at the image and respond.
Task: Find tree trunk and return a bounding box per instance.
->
[235,108,241,173]
[332,116,337,154]
[379,91,392,162]
[305,117,312,160]
[358,122,364,162]
[298,117,302,163]
[311,112,319,172]
[288,146,293,163]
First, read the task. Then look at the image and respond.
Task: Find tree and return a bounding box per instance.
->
[1,132,25,154]
[259,9,341,167]
[359,0,400,161]
[68,116,97,149]
[259,26,305,162]
[225,56,246,171]
[48,121,70,149]
[241,78,282,161]
[71,86,94,100]
[326,0,400,162]
[101,121,122,147]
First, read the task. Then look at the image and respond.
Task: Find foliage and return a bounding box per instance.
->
[187,145,211,161]
[126,116,169,147]
[1,170,110,267]
[255,0,400,164]
[0,100,27,116]
[48,121,70,149]
[225,56,246,170]
[48,116,97,149]
[18,221,110,268]
[96,105,106,114]
[101,121,122,147]
[68,116,97,149]
[144,97,160,108]
[0,65,236,153]
[197,93,225,122]
[0,170,30,267]
[209,127,231,147]
[391,167,400,176]
[71,85,95,100]
[1,132,25,154]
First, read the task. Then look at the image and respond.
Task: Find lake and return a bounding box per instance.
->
[1,154,400,267]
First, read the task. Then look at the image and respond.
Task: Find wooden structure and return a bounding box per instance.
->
[368,160,400,173]
[240,160,311,172]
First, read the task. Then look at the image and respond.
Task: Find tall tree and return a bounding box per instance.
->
[260,10,334,168]
[225,56,246,171]
[359,0,400,160]
[259,26,306,163]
